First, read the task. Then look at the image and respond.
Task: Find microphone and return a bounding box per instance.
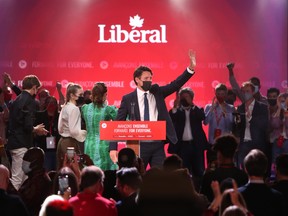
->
[130,102,135,121]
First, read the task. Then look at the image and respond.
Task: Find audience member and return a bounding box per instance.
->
[109,50,197,169]
[18,147,52,216]
[138,167,209,216]
[69,165,117,216]
[0,164,29,216]
[235,81,269,169]
[34,96,61,171]
[238,149,286,216]
[169,87,208,180]
[0,87,10,169]
[204,84,236,171]
[204,83,236,145]
[227,62,268,105]
[52,166,79,198]
[83,89,92,104]
[57,83,87,170]
[7,75,48,190]
[102,147,145,201]
[205,179,251,216]
[225,89,237,106]
[39,194,73,216]
[222,205,247,216]
[266,87,287,179]
[270,153,288,212]
[116,167,142,216]
[163,153,183,172]
[38,88,50,111]
[200,135,248,202]
[81,82,118,170]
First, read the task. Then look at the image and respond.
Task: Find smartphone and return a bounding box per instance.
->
[66,147,75,160]
[58,175,69,195]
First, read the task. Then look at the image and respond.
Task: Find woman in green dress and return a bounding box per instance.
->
[81,82,118,170]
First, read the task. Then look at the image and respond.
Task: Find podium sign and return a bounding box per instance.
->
[100,121,166,141]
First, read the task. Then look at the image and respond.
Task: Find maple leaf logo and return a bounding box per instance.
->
[129,14,144,29]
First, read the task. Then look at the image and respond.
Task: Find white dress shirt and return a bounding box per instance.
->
[137,88,158,121]
[244,99,255,141]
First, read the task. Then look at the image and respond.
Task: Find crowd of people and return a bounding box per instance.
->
[0,51,288,216]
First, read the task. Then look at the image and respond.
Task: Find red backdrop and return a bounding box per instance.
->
[0,0,287,109]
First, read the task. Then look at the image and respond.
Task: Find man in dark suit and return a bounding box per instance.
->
[169,87,208,179]
[271,153,288,212]
[235,81,269,169]
[109,50,196,169]
[7,75,48,190]
[238,149,286,216]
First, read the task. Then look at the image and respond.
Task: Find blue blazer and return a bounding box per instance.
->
[109,69,193,150]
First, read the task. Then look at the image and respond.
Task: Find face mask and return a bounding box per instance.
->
[22,160,32,174]
[225,99,234,105]
[180,98,190,107]
[216,96,225,104]
[84,98,92,104]
[268,99,277,106]
[76,96,85,106]
[141,81,152,92]
[254,86,259,93]
[243,93,253,101]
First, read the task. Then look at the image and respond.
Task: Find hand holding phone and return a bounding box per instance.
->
[58,175,69,195]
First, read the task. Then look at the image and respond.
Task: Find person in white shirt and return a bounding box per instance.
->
[56,83,87,170]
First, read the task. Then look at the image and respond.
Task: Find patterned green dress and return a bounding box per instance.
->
[81,103,118,170]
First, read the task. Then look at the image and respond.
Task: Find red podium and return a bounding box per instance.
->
[99,121,166,155]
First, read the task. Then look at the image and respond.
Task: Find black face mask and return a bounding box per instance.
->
[141,81,152,92]
[225,99,235,105]
[84,98,92,104]
[180,98,190,107]
[268,98,277,106]
[76,96,85,106]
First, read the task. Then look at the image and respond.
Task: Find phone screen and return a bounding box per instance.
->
[58,175,69,195]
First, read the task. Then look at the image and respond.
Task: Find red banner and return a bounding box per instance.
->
[100,121,166,141]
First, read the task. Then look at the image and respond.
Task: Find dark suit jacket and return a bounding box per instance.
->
[237,100,269,150]
[0,189,30,216]
[168,105,208,153]
[7,91,39,150]
[238,183,286,216]
[109,69,193,150]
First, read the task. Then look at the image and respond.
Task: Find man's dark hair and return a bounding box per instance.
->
[179,87,194,100]
[116,167,142,190]
[117,148,137,168]
[244,149,267,177]
[213,134,238,158]
[163,154,183,172]
[215,83,228,92]
[275,153,288,176]
[249,77,261,87]
[133,66,153,85]
[22,75,41,90]
[267,87,280,97]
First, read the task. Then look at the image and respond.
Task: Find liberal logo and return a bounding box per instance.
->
[98,14,167,43]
